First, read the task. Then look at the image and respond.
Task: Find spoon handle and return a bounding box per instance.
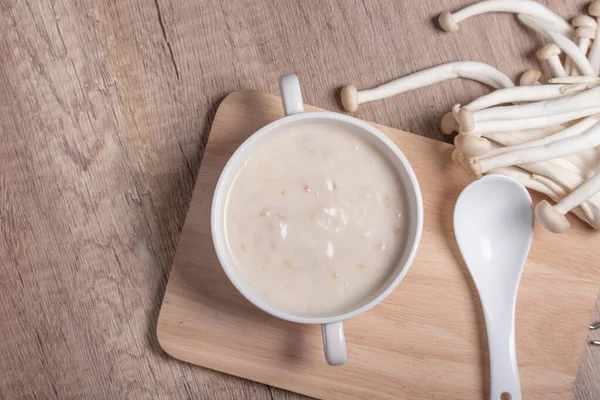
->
[485,303,522,400]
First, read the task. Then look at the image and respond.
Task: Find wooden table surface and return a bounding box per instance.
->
[1,0,599,398]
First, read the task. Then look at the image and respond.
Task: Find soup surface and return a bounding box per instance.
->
[224,122,408,315]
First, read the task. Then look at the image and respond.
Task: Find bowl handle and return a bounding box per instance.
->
[279,74,304,116]
[321,322,347,366]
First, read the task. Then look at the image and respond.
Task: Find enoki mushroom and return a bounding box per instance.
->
[339,0,600,234]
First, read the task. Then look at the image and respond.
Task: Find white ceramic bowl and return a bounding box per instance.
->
[211,75,423,365]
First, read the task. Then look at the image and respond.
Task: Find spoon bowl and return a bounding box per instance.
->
[454,175,534,400]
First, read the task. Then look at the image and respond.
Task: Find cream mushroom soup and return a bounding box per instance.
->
[223,122,408,315]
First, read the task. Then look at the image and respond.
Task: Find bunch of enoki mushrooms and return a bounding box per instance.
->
[340,0,600,234]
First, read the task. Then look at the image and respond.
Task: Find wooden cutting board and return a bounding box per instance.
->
[157,90,600,399]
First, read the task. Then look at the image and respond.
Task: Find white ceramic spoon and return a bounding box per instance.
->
[454,175,534,400]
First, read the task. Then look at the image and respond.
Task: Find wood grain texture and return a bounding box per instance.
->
[158,90,600,399]
[0,0,598,398]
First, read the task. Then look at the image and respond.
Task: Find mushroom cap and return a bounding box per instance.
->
[456,153,471,171]
[439,12,458,32]
[572,14,598,29]
[589,1,600,18]
[440,112,457,135]
[450,148,461,164]
[576,26,596,39]
[456,107,474,131]
[519,69,542,86]
[460,135,490,157]
[453,133,464,148]
[451,103,461,119]
[340,85,358,112]
[536,43,561,60]
[535,200,570,233]
[466,158,483,179]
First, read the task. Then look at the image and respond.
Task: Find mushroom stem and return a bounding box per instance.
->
[549,77,600,84]
[339,62,514,112]
[570,26,596,76]
[488,167,559,197]
[503,144,594,192]
[354,62,515,101]
[471,107,600,134]
[588,31,600,76]
[439,1,572,36]
[530,160,587,188]
[537,44,566,78]
[519,15,595,76]
[471,132,591,193]
[552,154,598,179]
[548,31,595,76]
[587,1,600,76]
[530,18,595,77]
[474,121,600,174]
[472,86,600,122]
[548,56,568,78]
[488,167,595,225]
[536,169,600,232]
[466,84,579,112]
[519,163,587,202]
[565,16,597,76]
[485,125,568,148]
[516,13,554,38]
[484,116,600,158]
[561,147,600,178]
[463,138,600,217]
[555,169,600,215]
